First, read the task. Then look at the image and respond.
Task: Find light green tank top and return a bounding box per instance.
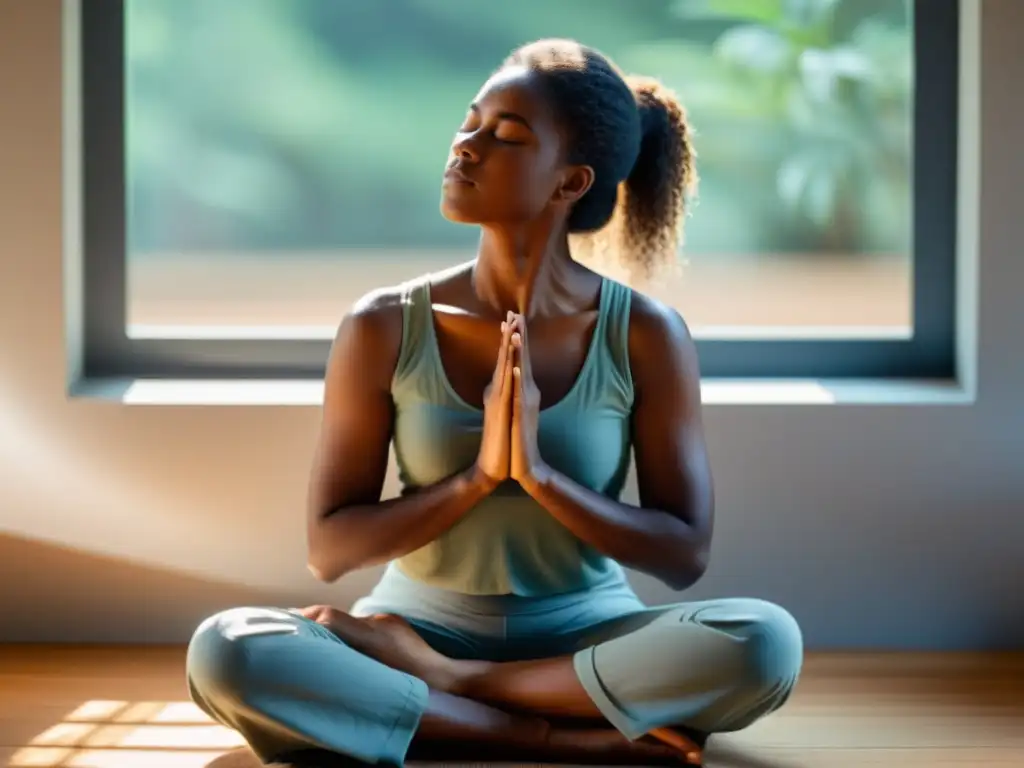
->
[389,273,635,596]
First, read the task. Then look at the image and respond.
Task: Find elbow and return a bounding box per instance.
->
[306,545,342,584]
[307,559,342,584]
[663,568,701,592]
[306,517,353,584]
[662,543,710,592]
[306,549,355,584]
[307,512,382,584]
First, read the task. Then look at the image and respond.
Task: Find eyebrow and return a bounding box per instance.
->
[469,103,534,131]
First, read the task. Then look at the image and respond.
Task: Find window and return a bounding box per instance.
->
[77,0,958,380]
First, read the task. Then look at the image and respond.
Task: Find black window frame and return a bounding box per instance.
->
[76,0,959,381]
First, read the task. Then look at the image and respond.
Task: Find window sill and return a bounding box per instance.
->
[69,377,974,407]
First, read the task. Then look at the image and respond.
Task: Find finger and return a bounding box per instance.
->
[511,366,521,417]
[500,314,517,401]
[495,324,508,380]
[500,341,515,402]
[515,315,532,379]
[495,314,517,384]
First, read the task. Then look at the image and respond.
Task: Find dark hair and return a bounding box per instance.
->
[504,39,698,280]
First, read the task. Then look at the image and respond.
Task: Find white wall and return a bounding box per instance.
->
[1,0,1020,649]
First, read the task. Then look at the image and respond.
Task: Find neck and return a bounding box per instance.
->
[471,221,584,318]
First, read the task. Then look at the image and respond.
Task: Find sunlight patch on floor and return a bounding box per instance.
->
[9,700,244,768]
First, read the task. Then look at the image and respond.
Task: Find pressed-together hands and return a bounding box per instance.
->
[510,317,544,484]
[474,313,518,484]
[475,311,545,489]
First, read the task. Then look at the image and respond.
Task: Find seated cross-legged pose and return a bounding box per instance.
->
[186,38,803,767]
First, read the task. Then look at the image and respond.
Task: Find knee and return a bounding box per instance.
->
[740,600,803,698]
[186,608,252,705]
[186,606,300,706]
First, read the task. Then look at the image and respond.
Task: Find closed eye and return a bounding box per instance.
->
[494,132,528,145]
[465,102,534,144]
[455,123,528,146]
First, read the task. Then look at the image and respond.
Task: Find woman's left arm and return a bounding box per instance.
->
[513,298,714,591]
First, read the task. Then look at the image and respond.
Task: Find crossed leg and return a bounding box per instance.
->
[187,600,801,766]
[305,598,803,765]
[187,607,695,766]
[300,608,701,763]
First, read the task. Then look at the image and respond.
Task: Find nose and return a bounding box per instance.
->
[451,133,481,164]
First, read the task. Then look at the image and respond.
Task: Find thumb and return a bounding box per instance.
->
[511,368,523,418]
[499,345,515,404]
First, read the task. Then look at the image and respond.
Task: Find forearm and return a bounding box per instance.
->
[308,466,495,582]
[521,465,707,590]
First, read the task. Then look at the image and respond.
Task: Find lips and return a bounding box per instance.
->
[444,165,475,185]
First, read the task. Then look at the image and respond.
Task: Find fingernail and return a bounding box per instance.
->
[501,321,506,331]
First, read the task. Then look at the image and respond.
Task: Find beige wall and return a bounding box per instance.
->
[1,0,1020,648]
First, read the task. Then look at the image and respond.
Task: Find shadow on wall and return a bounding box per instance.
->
[0,532,320,643]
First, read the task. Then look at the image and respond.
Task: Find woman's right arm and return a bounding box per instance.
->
[305,288,497,584]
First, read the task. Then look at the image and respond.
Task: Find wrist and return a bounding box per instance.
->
[519,460,554,497]
[467,464,502,496]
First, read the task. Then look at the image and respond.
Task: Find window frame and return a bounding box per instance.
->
[76,0,959,380]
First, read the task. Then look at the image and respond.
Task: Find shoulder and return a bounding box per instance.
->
[335,283,406,345]
[626,289,701,389]
[326,283,409,388]
[627,288,694,356]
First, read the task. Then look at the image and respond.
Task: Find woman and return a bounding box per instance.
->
[186,39,802,767]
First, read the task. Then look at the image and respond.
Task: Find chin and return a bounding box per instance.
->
[439,195,484,225]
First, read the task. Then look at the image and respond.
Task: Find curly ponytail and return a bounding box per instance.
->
[618,76,698,279]
[505,40,698,282]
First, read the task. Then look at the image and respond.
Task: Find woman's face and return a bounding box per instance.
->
[439,67,572,226]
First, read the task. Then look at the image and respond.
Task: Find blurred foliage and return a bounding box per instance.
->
[126,0,912,259]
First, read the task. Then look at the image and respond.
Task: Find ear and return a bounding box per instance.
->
[554,164,595,205]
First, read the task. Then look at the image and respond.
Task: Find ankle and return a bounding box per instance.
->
[434,659,489,698]
[418,657,464,695]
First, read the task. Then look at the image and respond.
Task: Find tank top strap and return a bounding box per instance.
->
[593,277,635,405]
[392,274,435,385]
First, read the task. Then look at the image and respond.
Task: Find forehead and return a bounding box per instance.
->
[473,66,558,131]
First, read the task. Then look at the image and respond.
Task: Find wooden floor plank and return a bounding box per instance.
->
[2,648,1022,767]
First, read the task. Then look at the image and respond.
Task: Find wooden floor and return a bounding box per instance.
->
[1,647,1022,768]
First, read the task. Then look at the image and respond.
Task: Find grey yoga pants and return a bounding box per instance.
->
[186,567,803,765]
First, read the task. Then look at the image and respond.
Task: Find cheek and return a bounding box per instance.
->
[505,161,557,214]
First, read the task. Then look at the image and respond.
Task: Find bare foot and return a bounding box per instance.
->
[647,726,706,764]
[546,727,698,765]
[299,606,457,688]
[364,613,459,688]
